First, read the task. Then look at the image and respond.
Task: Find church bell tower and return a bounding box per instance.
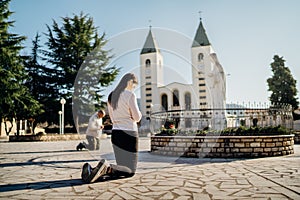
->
[140,28,164,116]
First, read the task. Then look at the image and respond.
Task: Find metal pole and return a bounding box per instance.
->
[62,104,64,134]
[60,98,66,134]
[58,111,62,134]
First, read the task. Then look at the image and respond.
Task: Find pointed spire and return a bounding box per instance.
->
[141,28,160,54]
[192,19,210,47]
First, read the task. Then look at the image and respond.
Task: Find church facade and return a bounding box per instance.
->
[139,19,226,130]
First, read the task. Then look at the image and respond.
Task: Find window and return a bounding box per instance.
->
[185,92,191,110]
[198,53,204,61]
[173,90,179,106]
[146,87,152,91]
[161,94,168,111]
[145,59,151,67]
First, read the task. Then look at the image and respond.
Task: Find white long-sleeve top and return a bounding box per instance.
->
[108,89,142,132]
[86,112,103,137]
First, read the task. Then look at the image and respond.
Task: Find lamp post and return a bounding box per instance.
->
[58,111,62,134]
[60,98,66,134]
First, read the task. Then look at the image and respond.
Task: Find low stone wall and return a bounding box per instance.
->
[151,135,294,158]
[9,134,85,142]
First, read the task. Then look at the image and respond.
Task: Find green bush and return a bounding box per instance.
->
[155,125,294,136]
[216,125,293,136]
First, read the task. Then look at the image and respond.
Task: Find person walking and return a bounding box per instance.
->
[81,73,142,183]
[76,110,105,151]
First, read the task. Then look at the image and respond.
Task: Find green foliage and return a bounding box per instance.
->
[158,128,178,136]
[215,125,293,136]
[0,0,42,135]
[155,125,294,136]
[267,55,299,110]
[24,33,58,128]
[155,120,178,136]
[44,12,119,127]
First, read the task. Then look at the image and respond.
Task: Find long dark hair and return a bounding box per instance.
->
[108,73,137,110]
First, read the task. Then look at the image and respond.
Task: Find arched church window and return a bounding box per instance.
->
[198,53,204,61]
[161,94,168,111]
[185,92,191,110]
[145,59,151,67]
[173,90,180,107]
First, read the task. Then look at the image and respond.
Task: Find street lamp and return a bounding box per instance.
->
[60,98,66,134]
[58,111,62,134]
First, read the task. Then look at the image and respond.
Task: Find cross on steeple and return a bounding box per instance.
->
[198,11,202,21]
[148,19,152,30]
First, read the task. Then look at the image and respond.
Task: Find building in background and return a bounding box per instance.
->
[139,19,226,130]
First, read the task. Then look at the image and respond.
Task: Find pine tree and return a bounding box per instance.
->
[267,55,299,111]
[44,12,119,131]
[0,0,42,135]
[24,33,59,132]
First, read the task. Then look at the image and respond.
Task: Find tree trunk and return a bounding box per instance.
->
[4,121,13,136]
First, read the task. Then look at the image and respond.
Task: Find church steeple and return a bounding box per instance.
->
[141,29,160,54]
[192,19,210,47]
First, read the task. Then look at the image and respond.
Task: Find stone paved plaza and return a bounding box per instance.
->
[0,137,299,199]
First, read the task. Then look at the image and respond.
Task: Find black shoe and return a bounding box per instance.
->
[76,142,86,151]
[89,159,109,183]
[81,163,92,183]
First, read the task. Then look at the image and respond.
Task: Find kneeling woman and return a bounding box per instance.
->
[81,73,142,183]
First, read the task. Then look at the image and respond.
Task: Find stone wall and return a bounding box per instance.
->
[151,135,294,158]
[9,134,85,142]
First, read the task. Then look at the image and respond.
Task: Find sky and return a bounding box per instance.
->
[9,0,300,105]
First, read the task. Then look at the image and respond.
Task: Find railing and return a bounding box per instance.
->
[149,102,293,133]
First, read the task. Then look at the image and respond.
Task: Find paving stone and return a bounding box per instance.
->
[160,191,174,199]
[133,186,150,193]
[232,189,253,197]
[143,191,168,197]
[0,138,299,199]
[147,186,177,192]
[192,193,211,200]
[173,196,190,200]
[183,187,203,193]
[96,191,115,199]
[172,188,191,196]
[109,188,136,199]
[130,193,154,200]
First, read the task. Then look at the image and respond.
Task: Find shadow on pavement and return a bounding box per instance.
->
[0,179,83,193]
[1,149,79,155]
[0,159,97,168]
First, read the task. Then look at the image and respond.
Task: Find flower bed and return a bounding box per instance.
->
[155,125,294,136]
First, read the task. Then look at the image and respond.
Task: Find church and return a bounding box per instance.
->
[139,19,227,130]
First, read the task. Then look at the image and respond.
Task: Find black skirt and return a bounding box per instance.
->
[111,129,138,173]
